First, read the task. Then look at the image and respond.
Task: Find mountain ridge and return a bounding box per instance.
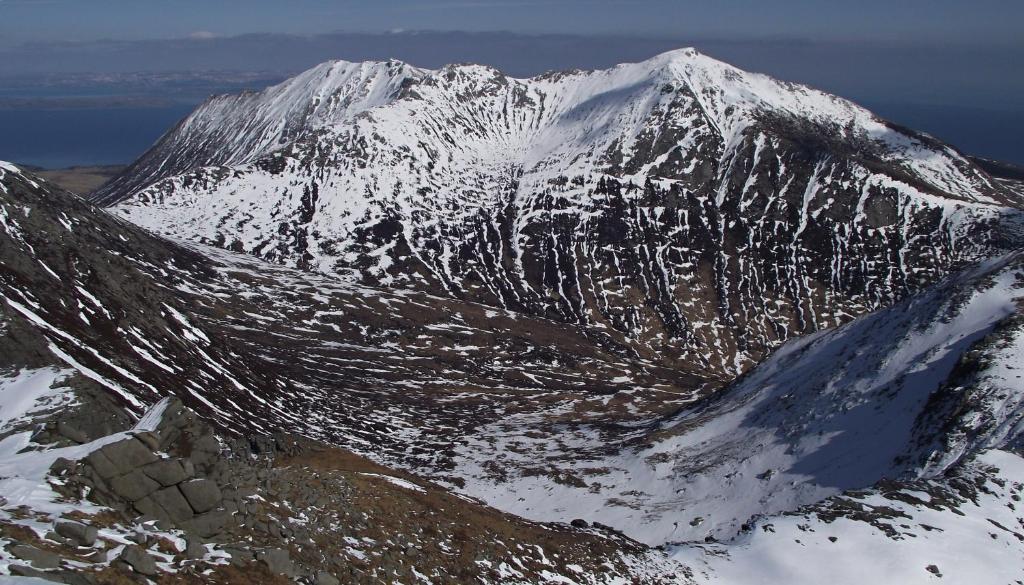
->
[94,49,1024,382]
[93,48,1020,207]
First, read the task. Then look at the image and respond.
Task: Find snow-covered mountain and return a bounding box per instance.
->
[449,247,1024,546]
[8,151,1024,583]
[1,162,695,583]
[6,47,1024,584]
[97,48,1023,379]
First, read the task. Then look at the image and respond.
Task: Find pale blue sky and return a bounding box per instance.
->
[1,0,1022,45]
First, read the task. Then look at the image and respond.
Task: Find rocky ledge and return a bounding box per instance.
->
[0,395,689,584]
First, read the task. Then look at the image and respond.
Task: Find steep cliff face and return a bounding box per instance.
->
[98,49,1022,376]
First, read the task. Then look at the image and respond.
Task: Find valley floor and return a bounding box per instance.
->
[2,159,1024,583]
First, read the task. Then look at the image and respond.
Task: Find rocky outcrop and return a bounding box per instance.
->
[1,396,689,584]
[57,399,230,539]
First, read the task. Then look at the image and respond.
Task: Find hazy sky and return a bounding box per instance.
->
[1,0,1023,45]
[1,1,1022,166]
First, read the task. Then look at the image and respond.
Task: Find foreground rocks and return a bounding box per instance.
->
[0,397,689,584]
[64,400,231,539]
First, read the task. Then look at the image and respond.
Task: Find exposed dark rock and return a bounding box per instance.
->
[54,521,97,547]
[8,544,62,569]
[117,545,158,576]
[179,479,222,514]
[142,459,191,487]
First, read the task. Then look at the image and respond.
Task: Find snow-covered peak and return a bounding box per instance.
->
[97,47,1012,208]
[176,57,424,154]
[90,58,426,205]
[96,48,1022,378]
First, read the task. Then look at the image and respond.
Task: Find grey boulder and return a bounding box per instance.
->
[179,479,222,514]
[8,544,61,569]
[54,520,98,547]
[257,547,295,577]
[118,545,158,576]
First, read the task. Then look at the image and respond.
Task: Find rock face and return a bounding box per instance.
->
[54,398,230,541]
[98,49,1022,376]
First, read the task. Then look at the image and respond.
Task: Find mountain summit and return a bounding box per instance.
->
[96,49,1022,378]
[2,48,1024,584]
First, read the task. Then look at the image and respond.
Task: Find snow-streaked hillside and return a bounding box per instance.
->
[99,49,1023,379]
[676,449,1024,585]
[5,102,1024,580]
[1,160,707,478]
[91,60,426,206]
[9,44,1024,585]
[447,250,1024,546]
